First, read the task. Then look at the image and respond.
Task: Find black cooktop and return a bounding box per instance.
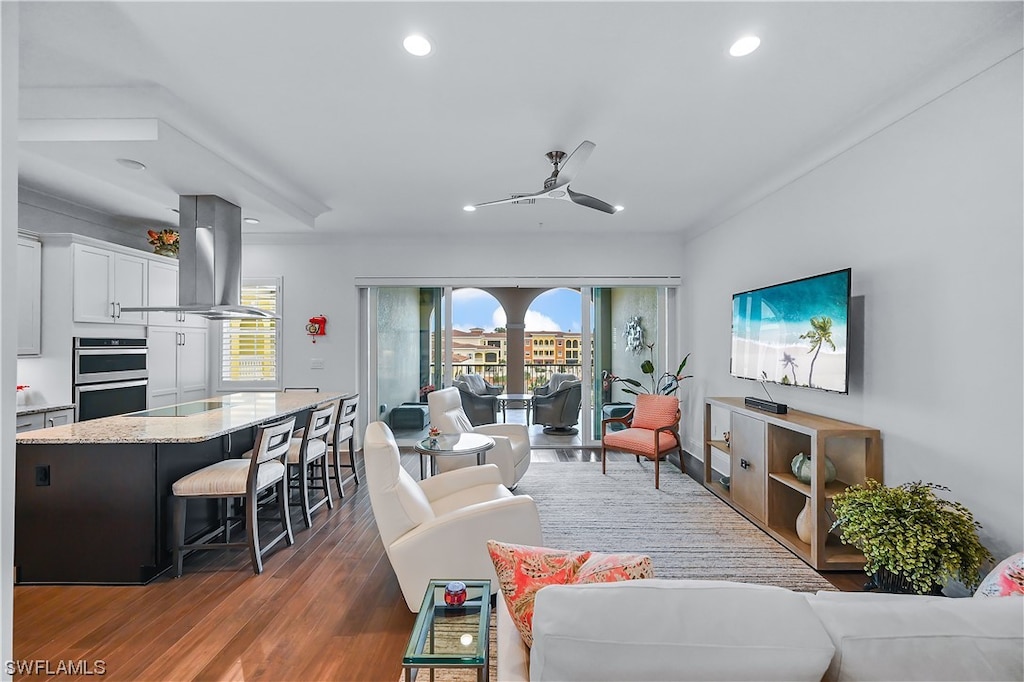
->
[128,400,226,418]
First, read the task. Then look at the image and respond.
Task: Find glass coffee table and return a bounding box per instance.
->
[494,393,534,425]
[402,579,491,682]
[414,433,494,479]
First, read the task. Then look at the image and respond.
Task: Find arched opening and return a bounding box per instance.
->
[448,288,507,388]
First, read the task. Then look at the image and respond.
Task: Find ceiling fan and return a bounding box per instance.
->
[470,140,618,214]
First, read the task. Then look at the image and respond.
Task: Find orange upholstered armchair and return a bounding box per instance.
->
[601,393,682,489]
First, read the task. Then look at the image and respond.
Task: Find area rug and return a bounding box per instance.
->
[405,461,836,680]
[514,461,837,592]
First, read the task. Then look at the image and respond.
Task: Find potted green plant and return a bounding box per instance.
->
[830,479,993,595]
[607,343,691,396]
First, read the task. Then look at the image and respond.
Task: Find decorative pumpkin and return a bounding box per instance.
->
[791,452,836,484]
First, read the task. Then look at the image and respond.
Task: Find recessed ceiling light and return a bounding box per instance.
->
[115,158,146,171]
[729,36,761,57]
[614,205,625,212]
[463,205,476,212]
[243,217,260,224]
[403,34,432,57]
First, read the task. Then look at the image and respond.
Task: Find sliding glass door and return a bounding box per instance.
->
[591,287,674,443]
[364,282,676,448]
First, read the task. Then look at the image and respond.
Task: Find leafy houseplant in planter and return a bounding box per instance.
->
[830,479,993,595]
[607,343,691,397]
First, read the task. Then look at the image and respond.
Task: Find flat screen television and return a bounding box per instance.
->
[731,268,851,394]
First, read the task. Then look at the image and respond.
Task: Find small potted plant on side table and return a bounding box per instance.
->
[830,479,993,595]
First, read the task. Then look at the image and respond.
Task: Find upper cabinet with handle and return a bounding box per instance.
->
[17,235,42,356]
[72,243,148,325]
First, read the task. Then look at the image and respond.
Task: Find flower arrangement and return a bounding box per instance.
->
[428,425,441,437]
[419,384,436,397]
[16,384,29,392]
[830,479,993,594]
[607,343,691,396]
[147,228,179,256]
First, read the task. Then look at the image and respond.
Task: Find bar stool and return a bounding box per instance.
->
[171,416,296,576]
[287,401,337,528]
[329,394,360,498]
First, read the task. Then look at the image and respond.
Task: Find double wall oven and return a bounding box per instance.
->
[73,338,148,421]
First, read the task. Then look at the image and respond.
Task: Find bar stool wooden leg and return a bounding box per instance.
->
[349,439,359,485]
[299,463,313,529]
[173,496,187,578]
[247,483,263,575]
[320,460,334,511]
[277,476,294,547]
[331,442,346,499]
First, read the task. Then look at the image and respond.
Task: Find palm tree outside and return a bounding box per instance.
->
[800,316,835,388]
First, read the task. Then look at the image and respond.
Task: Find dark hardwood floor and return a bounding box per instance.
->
[13,449,866,681]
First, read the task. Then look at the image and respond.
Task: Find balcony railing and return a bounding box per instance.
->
[432,363,584,391]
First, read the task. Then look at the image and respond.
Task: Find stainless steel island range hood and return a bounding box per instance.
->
[122,195,275,320]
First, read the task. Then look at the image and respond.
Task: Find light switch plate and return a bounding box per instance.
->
[310,358,325,369]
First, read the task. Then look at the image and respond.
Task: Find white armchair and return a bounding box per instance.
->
[363,421,543,611]
[428,387,532,488]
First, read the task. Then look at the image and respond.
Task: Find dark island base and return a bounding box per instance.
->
[16,428,257,584]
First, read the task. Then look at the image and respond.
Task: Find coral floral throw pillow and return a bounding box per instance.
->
[487,540,653,647]
[974,552,1024,597]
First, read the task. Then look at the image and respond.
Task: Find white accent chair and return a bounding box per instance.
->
[428,387,532,489]
[363,421,543,611]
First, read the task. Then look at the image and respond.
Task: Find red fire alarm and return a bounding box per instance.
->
[306,315,327,342]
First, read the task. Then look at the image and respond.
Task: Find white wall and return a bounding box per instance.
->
[682,54,1023,560]
[241,231,687,408]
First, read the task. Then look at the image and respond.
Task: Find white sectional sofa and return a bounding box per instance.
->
[496,579,1024,682]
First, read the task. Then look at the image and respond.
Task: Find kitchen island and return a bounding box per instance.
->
[15,391,352,585]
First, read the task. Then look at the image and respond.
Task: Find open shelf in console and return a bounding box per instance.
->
[703,397,882,571]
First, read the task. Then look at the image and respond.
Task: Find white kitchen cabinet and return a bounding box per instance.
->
[147,326,209,408]
[178,328,209,403]
[147,258,207,329]
[17,236,42,356]
[15,408,73,433]
[146,258,179,327]
[72,244,148,325]
[43,408,74,429]
[16,413,44,434]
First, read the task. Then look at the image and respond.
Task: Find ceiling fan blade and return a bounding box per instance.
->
[473,190,545,209]
[556,140,596,186]
[567,187,617,214]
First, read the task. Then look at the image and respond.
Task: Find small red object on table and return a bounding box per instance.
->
[444,580,467,607]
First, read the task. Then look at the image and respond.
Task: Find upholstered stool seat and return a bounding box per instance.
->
[172,459,286,497]
[287,437,327,464]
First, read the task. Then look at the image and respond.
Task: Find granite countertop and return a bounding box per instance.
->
[16,403,75,417]
[16,392,350,445]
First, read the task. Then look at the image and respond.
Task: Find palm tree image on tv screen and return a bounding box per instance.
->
[731,269,851,394]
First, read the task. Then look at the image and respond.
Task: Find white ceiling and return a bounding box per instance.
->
[16,1,1023,238]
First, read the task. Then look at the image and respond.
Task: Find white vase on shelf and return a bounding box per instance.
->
[795,499,813,544]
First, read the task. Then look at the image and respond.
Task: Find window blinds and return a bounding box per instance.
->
[221,282,279,383]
